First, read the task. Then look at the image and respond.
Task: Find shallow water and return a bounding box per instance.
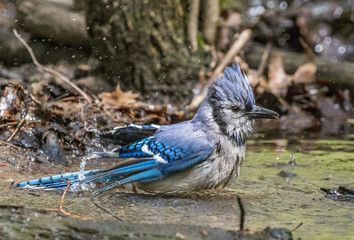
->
[0,136,353,239]
[235,138,354,239]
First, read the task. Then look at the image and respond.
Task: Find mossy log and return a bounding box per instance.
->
[0,206,293,240]
[245,43,354,87]
[16,0,89,47]
[86,0,211,103]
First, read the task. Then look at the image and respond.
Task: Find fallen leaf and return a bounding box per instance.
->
[268,52,290,96]
[99,85,139,109]
[290,63,317,84]
[0,85,22,120]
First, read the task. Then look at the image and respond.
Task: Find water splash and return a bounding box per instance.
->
[78,153,98,181]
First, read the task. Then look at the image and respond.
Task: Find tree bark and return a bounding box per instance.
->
[187,0,200,52]
[86,0,211,103]
[201,0,219,45]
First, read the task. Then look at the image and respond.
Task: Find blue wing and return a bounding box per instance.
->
[82,121,215,194]
[99,124,159,145]
[14,122,214,194]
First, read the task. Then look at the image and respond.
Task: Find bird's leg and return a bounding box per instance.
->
[0,163,10,167]
[46,180,86,220]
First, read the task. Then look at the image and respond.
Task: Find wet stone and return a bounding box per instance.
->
[277,170,297,179]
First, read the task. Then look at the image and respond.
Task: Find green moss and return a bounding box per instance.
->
[1,139,353,239]
[234,139,354,239]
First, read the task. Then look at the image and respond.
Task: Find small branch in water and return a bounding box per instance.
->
[7,118,25,142]
[0,139,20,150]
[292,222,303,232]
[0,121,18,129]
[237,196,245,231]
[12,29,92,104]
[93,202,124,222]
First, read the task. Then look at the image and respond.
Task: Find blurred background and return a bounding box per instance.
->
[0,1,353,239]
[0,0,353,139]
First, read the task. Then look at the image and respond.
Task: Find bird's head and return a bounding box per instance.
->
[207,63,278,145]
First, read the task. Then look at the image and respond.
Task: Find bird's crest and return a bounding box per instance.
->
[208,63,255,110]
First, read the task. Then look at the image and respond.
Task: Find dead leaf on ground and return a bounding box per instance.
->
[51,101,86,115]
[0,85,22,120]
[268,52,290,96]
[268,53,316,96]
[290,63,317,84]
[246,69,268,92]
[99,85,140,109]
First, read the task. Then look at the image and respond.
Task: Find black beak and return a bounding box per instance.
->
[247,105,279,119]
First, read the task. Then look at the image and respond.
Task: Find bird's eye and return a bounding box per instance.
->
[231,106,240,113]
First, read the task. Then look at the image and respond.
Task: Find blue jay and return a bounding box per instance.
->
[14,64,278,194]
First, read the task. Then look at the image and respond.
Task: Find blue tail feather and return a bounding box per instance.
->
[14,159,161,193]
[80,159,158,184]
[13,169,104,189]
[93,168,163,194]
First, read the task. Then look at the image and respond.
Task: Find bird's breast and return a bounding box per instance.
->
[200,137,246,188]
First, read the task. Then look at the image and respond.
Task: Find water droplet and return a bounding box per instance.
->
[333,7,343,19]
[314,44,323,53]
[323,36,331,45]
[338,46,346,55]
[267,0,275,8]
[279,1,288,10]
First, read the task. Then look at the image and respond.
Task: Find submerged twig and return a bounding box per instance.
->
[237,196,245,231]
[292,222,303,232]
[7,118,25,142]
[189,29,252,109]
[0,139,21,150]
[93,202,124,222]
[12,29,92,104]
[299,37,315,60]
[0,163,11,167]
[0,121,18,129]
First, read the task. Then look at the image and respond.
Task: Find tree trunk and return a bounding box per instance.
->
[86,0,211,103]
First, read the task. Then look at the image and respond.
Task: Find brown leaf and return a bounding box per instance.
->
[98,85,139,109]
[0,86,22,120]
[268,52,291,96]
[290,63,317,84]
